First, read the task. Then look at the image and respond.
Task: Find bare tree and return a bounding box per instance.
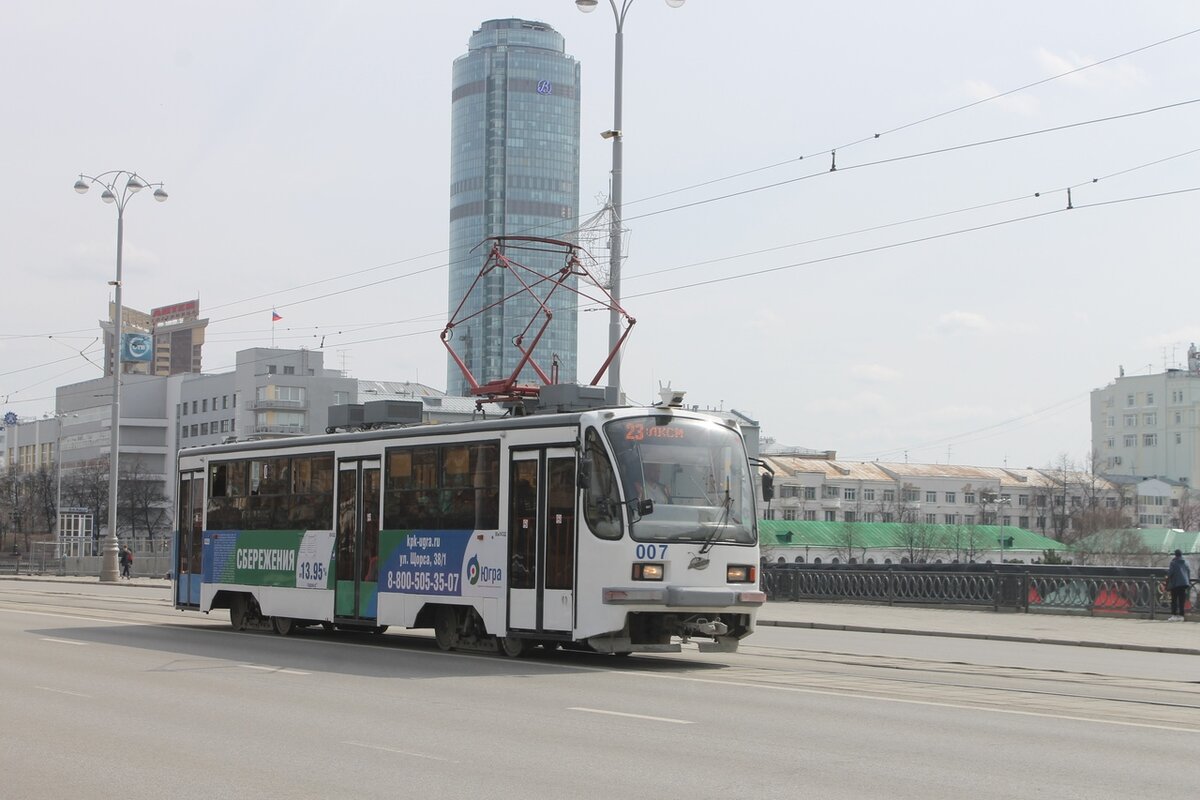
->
[896,521,941,564]
[62,459,110,548]
[119,458,170,543]
[1072,529,1154,567]
[832,521,869,564]
[1172,489,1200,531]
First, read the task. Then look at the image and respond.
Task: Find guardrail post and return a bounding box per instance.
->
[1022,572,1030,612]
[887,568,894,607]
[1148,577,1156,620]
[992,573,999,613]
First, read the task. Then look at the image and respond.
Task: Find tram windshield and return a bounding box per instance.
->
[604,416,756,545]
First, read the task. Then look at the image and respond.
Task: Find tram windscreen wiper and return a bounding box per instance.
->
[698,481,733,555]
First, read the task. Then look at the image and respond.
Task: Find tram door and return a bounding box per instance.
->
[334,459,381,620]
[175,470,204,608]
[508,448,576,634]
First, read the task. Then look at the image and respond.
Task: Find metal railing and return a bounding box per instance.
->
[761,565,1196,618]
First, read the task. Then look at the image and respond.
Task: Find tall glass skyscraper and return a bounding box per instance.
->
[447,19,581,397]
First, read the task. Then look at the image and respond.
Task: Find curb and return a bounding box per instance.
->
[757,618,1200,657]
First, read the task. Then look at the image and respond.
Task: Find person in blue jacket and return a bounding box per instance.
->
[1166,549,1191,621]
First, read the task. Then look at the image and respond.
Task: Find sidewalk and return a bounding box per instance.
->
[4,575,1197,655]
[759,600,1200,656]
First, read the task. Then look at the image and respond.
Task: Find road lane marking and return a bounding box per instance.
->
[627,670,1200,733]
[237,664,310,676]
[343,741,456,762]
[36,686,91,698]
[569,707,694,725]
[40,637,88,646]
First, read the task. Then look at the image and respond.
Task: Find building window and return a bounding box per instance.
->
[964,492,976,505]
[862,488,875,501]
[222,395,229,410]
[1018,494,1028,506]
[762,509,775,520]
[863,512,876,522]
[267,365,277,374]
[1147,392,1155,405]
[803,486,816,500]
[925,491,937,504]
[1037,516,1046,528]
[181,427,189,439]
[945,491,956,504]
[882,512,894,522]
[1124,435,1137,447]
[844,488,857,501]
[190,425,198,437]
[1175,412,1183,424]
[965,514,976,525]
[1124,414,1137,427]
[192,401,198,414]
[202,399,208,412]
[782,509,795,521]
[1105,436,1115,448]
[1144,412,1157,426]
[944,513,957,524]
[1003,516,1011,526]
[182,403,188,416]
[803,510,816,521]
[823,485,840,499]
[1176,432,1183,445]
[1144,433,1158,446]
[883,489,895,502]
[1127,394,1135,407]
[844,511,856,522]
[220,420,228,433]
[1019,516,1029,527]
[200,422,209,436]
[1106,415,1115,428]
[903,489,920,502]
[824,510,837,522]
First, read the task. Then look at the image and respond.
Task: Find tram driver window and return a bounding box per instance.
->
[583,428,622,540]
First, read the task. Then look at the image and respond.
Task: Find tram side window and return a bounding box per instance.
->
[384,441,500,531]
[583,428,622,540]
[207,454,334,530]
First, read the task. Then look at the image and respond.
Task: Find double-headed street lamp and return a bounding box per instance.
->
[576,0,685,400]
[73,170,167,582]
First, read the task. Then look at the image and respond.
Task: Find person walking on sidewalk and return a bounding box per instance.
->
[119,545,133,580]
[1166,549,1190,621]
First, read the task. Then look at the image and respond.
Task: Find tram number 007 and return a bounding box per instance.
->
[634,544,668,559]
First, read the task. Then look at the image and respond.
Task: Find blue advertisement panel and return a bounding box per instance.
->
[377,530,505,597]
[121,332,153,363]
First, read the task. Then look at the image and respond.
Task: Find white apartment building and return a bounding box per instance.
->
[760,455,1131,540]
[1091,344,1200,487]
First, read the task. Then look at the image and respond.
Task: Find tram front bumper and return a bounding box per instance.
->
[602,586,766,607]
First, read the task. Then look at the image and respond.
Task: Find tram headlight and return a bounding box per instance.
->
[632,563,664,581]
[726,564,755,583]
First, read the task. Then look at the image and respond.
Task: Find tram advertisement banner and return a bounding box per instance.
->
[203,530,335,590]
[377,529,505,597]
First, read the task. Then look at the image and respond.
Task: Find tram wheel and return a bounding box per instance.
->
[270,616,296,636]
[497,636,529,658]
[434,606,458,651]
[229,595,249,631]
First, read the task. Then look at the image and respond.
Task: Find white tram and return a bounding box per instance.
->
[173,398,767,656]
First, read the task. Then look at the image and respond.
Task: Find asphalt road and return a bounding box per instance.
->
[1,580,1195,800]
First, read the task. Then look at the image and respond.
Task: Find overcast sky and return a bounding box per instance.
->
[2,2,1198,470]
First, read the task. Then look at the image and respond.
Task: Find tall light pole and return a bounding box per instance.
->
[74,171,167,582]
[576,0,685,401]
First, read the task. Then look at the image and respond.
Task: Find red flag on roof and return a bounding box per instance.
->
[271,310,282,322]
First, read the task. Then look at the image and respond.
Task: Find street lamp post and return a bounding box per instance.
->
[986,492,1012,562]
[576,0,685,401]
[73,171,167,582]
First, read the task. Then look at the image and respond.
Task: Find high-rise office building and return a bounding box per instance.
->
[101,297,208,377]
[447,18,581,396]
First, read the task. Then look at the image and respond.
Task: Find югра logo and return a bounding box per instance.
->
[466,554,480,585]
